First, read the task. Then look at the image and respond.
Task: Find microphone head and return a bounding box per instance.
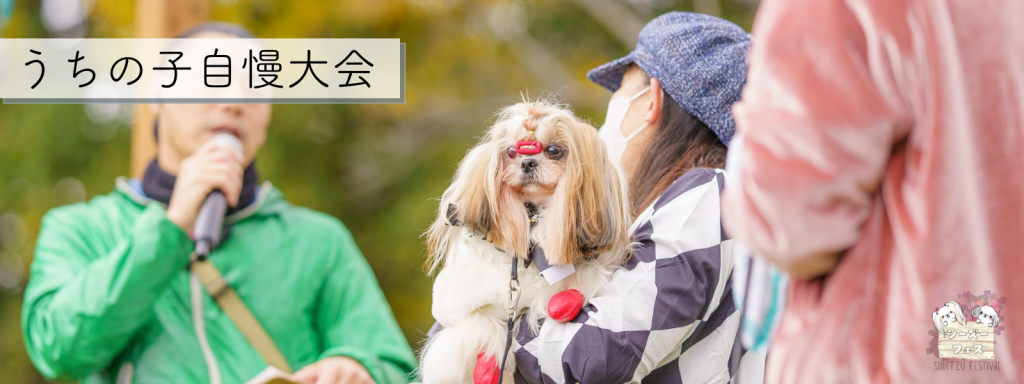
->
[211,133,244,156]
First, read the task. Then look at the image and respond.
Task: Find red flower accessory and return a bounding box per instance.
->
[548,289,585,323]
[474,353,500,384]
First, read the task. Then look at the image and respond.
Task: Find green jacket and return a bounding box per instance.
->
[22,178,417,383]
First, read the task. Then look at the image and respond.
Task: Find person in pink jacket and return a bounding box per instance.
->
[721,0,1024,382]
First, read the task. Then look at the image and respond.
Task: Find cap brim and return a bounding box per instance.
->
[586,53,635,93]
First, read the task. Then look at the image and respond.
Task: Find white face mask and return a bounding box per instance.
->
[598,86,650,170]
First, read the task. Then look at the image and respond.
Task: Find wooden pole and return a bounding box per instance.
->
[130,0,209,177]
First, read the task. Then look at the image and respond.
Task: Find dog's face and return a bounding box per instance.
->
[936,307,954,324]
[426,101,632,269]
[974,305,1000,328]
[939,301,965,325]
[943,310,957,323]
[496,112,571,204]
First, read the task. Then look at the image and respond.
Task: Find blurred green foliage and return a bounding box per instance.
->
[0,1,755,382]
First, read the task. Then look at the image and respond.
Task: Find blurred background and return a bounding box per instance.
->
[0,0,757,382]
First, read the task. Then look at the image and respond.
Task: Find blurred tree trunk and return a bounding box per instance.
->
[131,0,209,177]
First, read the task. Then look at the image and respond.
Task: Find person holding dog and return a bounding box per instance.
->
[510,12,764,383]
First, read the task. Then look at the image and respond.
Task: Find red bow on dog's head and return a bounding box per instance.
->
[514,141,542,156]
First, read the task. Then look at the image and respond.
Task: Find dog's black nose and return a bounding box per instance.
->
[521,158,538,173]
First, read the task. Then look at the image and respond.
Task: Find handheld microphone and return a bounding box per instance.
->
[193,133,243,260]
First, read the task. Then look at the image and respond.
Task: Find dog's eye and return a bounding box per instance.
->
[507,147,518,159]
[545,145,562,159]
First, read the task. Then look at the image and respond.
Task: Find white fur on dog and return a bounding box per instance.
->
[973,305,1000,328]
[932,301,966,338]
[420,227,619,383]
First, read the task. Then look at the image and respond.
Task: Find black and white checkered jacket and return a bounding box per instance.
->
[511,168,765,383]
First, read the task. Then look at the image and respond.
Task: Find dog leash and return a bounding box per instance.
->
[496,203,541,384]
[498,257,520,384]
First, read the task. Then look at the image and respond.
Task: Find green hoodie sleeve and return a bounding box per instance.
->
[313,224,417,384]
[22,203,193,381]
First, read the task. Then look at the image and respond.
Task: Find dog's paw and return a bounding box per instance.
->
[474,353,500,384]
[548,289,585,323]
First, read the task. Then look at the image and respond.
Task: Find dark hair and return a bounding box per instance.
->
[629,73,727,215]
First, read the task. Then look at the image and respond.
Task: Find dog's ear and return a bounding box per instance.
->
[539,116,631,265]
[973,306,983,320]
[947,301,967,325]
[430,117,532,258]
[425,142,503,272]
[451,137,517,237]
[457,144,501,234]
[991,314,1000,328]
[932,311,945,337]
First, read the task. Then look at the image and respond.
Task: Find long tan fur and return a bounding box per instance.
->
[425,99,632,273]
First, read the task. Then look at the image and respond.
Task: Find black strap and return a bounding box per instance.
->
[499,315,515,384]
[498,258,519,384]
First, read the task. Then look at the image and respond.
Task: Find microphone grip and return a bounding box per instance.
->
[194,190,228,260]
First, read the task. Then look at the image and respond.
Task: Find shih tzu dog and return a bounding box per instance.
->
[419,100,632,383]
[932,301,967,338]
[973,305,1001,328]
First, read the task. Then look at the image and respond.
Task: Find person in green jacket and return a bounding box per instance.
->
[21,23,417,384]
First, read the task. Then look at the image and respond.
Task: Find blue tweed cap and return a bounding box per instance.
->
[587,12,751,145]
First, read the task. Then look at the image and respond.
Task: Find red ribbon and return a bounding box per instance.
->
[516,141,542,155]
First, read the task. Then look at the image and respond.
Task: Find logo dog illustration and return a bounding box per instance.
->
[932,301,967,338]
[973,305,1001,328]
[926,291,1005,360]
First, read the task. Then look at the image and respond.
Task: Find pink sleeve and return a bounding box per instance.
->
[721,0,909,273]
